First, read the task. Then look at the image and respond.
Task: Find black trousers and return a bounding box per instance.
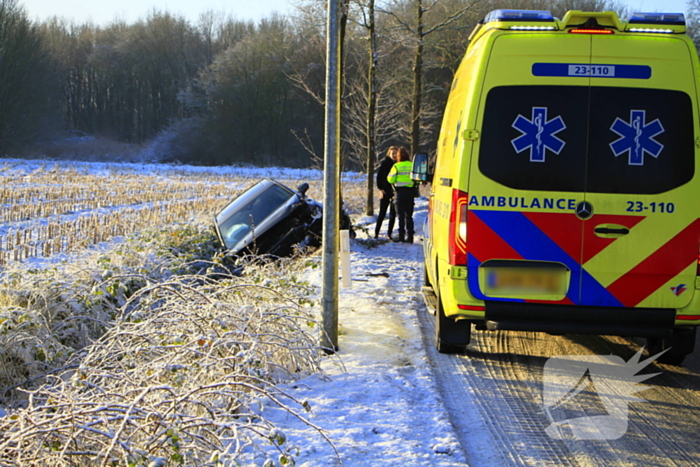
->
[394,187,415,240]
[375,194,396,237]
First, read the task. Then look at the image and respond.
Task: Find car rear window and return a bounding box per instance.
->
[478,85,694,194]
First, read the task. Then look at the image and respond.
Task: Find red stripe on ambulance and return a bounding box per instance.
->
[467,211,522,263]
[522,212,583,262]
[581,214,646,263]
[607,218,700,307]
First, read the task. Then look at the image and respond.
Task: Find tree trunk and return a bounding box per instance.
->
[411,0,424,157]
[339,1,349,122]
[365,0,377,216]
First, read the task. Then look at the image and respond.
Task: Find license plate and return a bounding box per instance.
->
[485,268,562,295]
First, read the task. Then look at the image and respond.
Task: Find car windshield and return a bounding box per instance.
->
[217,182,296,250]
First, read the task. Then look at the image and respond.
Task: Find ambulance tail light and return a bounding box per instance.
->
[449,189,468,266]
[569,28,614,34]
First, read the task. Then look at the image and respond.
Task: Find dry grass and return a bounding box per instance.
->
[0,257,329,466]
[0,224,214,401]
[0,161,366,266]
[0,163,242,265]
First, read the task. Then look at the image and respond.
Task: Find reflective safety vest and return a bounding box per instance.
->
[387,161,415,188]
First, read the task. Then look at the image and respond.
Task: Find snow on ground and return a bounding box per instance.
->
[0,157,364,184]
[259,199,470,467]
[1,158,470,466]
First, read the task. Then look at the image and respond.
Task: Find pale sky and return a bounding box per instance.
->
[17,0,692,26]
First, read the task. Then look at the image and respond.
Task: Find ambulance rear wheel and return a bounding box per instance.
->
[435,287,471,354]
[647,327,696,366]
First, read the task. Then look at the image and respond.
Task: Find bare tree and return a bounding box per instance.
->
[41,11,206,144]
[685,0,700,49]
[381,0,481,156]
[548,0,628,18]
[349,0,381,215]
[197,15,313,165]
[341,22,406,214]
[0,0,57,152]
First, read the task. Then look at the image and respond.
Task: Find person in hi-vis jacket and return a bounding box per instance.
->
[386,147,415,243]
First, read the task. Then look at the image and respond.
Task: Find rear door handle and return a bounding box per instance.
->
[594,226,630,236]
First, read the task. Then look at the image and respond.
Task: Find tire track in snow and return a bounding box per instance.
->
[418,308,576,466]
[418,303,700,466]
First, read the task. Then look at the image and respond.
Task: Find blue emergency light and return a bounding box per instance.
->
[484,9,555,23]
[628,12,686,26]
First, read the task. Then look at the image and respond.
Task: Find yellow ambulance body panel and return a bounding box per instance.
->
[421,10,700,361]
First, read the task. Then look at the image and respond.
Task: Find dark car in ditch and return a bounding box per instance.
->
[214,179,352,258]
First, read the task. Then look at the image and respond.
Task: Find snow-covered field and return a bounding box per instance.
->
[0,158,468,466]
[10,158,698,467]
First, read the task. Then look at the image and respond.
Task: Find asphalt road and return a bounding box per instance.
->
[419,300,700,467]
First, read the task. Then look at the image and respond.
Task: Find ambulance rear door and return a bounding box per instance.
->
[580,33,699,309]
[467,31,592,304]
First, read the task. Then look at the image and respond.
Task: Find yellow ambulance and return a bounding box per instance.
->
[415,9,700,364]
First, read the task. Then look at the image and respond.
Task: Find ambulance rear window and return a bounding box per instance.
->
[479,85,694,194]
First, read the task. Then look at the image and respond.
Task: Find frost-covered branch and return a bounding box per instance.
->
[0,256,333,466]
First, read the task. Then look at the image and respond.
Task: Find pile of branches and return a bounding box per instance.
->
[0,224,218,399]
[0,228,332,466]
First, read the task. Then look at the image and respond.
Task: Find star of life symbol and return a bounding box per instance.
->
[511,107,566,162]
[610,110,664,166]
[542,349,664,440]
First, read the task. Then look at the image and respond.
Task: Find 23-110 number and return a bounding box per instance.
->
[568,65,614,76]
[626,201,675,213]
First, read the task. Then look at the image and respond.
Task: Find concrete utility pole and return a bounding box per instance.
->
[321,0,342,353]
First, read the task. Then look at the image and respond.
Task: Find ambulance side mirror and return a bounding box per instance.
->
[411,153,433,184]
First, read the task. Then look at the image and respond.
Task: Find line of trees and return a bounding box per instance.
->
[1,0,698,176]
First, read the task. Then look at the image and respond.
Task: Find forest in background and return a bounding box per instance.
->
[1,0,699,170]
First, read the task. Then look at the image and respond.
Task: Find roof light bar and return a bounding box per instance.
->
[629,12,685,25]
[510,26,557,31]
[628,27,674,33]
[484,9,555,23]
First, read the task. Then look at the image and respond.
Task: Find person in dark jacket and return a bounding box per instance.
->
[387,147,415,243]
[375,146,397,239]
